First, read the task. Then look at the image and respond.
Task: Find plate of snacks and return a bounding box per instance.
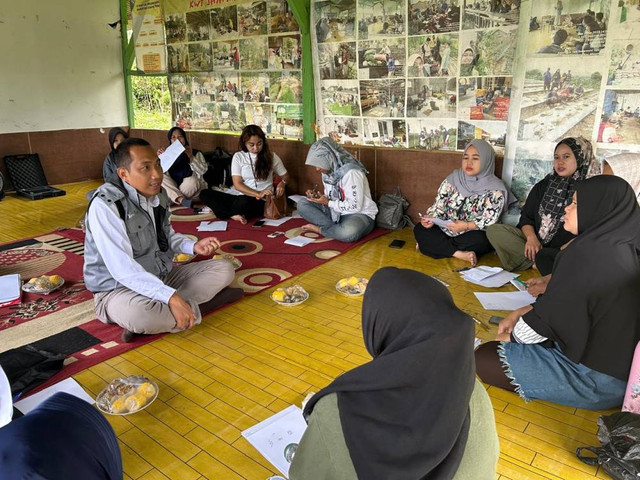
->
[22,275,64,294]
[173,253,196,265]
[213,253,242,270]
[271,285,309,306]
[335,276,368,296]
[96,375,158,416]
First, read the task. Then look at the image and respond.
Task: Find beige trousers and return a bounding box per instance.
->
[162,174,207,204]
[93,259,234,334]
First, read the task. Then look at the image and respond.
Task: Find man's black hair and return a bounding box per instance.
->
[115,138,151,170]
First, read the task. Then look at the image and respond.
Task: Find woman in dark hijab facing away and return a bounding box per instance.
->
[289,267,499,480]
[102,127,129,182]
[476,175,640,409]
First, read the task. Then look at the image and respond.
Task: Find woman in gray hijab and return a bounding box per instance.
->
[297,138,378,242]
[414,139,510,265]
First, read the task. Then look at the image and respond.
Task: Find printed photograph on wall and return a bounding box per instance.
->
[245,102,274,130]
[462,0,520,30]
[518,58,601,142]
[169,75,192,104]
[358,38,405,79]
[186,11,211,42]
[322,116,363,144]
[528,1,609,55]
[458,76,512,121]
[406,118,457,150]
[360,79,406,117]
[318,42,358,79]
[614,1,640,27]
[191,101,214,129]
[320,80,361,116]
[269,71,303,103]
[211,41,240,70]
[238,1,268,36]
[406,77,457,118]
[597,89,640,144]
[607,39,640,87]
[165,13,187,43]
[206,73,241,102]
[167,44,189,73]
[362,118,407,146]
[191,75,213,101]
[274,104,303,138]
[211,102,247,131]
[268,35,301,70]
[357,0,405,40]
[269,0,299,33]
[188,43,213,72]
[406,33,458,77]
[510,141,556,203]
[314,0,357,43]
[457,120,506,155]
[458,27,517,76]
[408,0,460,35]
[173,103,193,129]
[239,37,269,70]
[240,72,271,102]
[209,6,238,39]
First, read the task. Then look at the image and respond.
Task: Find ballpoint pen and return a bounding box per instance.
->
[472,317,490,331]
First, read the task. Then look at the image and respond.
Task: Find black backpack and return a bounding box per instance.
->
[203,147,233,188]
[0,171,5,201]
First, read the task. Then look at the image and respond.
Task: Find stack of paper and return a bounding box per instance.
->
[460,266,519,288]
[158,140,185,172]
[474,291,536,311]
[261,216,292,227]
[196,221,228,232]
[284,236,315,247]
[0,274,21,307]
[14,378,94,414]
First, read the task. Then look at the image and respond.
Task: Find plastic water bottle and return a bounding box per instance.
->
[622,341,640,413]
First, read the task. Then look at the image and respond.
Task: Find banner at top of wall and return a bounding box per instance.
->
[162,0,240,15]
[133,0,167,73]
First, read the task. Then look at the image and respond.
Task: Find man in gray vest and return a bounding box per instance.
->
[84,138,242,342]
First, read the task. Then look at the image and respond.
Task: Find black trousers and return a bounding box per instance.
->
[414,223,493,259]
[200,190,264,220]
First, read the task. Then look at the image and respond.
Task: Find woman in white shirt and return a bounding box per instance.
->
[298,137,378,242]
[200,125,289,224]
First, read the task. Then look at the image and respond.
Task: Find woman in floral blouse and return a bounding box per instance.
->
[414,139,509,265]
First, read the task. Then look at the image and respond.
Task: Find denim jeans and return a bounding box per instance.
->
[297,198,375,243]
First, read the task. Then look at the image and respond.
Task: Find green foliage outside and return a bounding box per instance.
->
[132,76,172,129]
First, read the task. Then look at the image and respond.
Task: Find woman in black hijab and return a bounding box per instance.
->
[476,175,640,409]
[102,127,128,182]
[289,267,499,480]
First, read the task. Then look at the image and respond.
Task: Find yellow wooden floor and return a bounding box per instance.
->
[0,181,615,480]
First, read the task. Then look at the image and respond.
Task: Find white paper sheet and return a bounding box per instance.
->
[284,236,315,247]
[474,338,482,350]
[242,405,307,476]
[222,187,244,196]
[196,221,228,232]
[0,274,21,303]
[463,270,519,288]
[158,140,185,172]
[261,216,292,227]
[510,278,528,291]
[14,378,94,415]
[288,195,306,203]
[425,217,454,229]
[474,291,536,311]
[462,266,503,283]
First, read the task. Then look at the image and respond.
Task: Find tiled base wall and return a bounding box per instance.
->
[0,128,503,219]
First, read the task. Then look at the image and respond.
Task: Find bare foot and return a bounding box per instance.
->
[453,250,477,265]
[231,215,247,225]
[301,224,321,234]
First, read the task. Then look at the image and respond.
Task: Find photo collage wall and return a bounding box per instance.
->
[310,0,521,155]
[161,0,304,139]
[510,0,640,203]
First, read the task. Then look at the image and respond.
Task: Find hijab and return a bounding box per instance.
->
[167,126,190,146]
[604,153,640,204]
[524,176,640,381]
[303,267,475,480]
[446,139,513,211]
[537,136,595,244]
[305,137,368,222]
[108,127,128,153]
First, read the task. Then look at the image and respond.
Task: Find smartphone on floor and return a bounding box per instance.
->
[253,220,265,227]
[489,315,504,325]
[389,239,406,249]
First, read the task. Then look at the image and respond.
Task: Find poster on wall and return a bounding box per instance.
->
[607,39,640,87]
[510,141,555,204]
[161,0,303,139]
[597,89,640,144]
[132,0,167,73]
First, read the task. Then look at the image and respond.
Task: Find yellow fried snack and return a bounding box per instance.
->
[338,278,349,288]
[136,382,156,399]
[272,290,285,302]
[28,277,38,284]
[347,276,360,286]
[124,393,147,412]
[49,275,62,284]
[110,398,127,414]
[175,253,191,262]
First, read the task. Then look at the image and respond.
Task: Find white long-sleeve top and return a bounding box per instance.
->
[87,182,195,304]
[323,170,378,219]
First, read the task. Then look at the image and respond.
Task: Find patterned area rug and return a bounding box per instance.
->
[0,217,388,391]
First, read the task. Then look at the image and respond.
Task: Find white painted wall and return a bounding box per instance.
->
[0,1,128,133]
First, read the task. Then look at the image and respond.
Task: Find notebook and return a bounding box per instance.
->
[0,274,21,307]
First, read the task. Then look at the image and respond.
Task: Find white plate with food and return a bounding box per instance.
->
[95,375,159,416]
[213,253,242,270]
[271,285,309,306]
[22,275,65,295]
[335,277,368,297]
[173,253,196,265]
